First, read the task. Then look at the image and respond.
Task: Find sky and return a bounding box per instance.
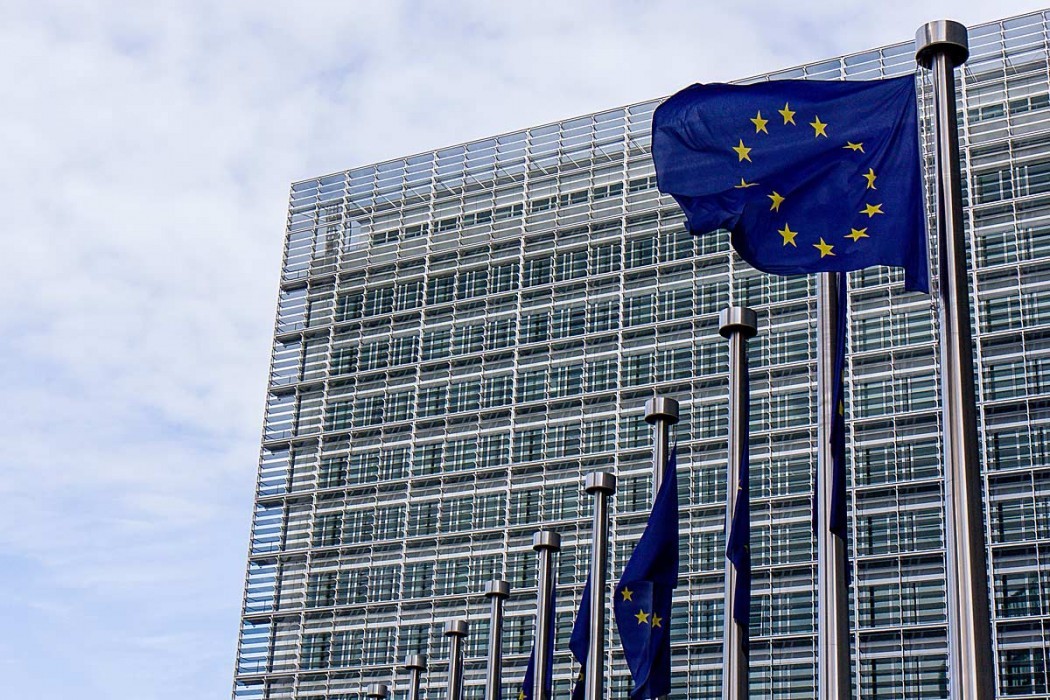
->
[0,1,1044,698]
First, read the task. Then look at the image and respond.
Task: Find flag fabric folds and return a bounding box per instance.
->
[614,447,680,700]
[829,274,849,549]
[519,586,555,700]
[725,349,751,633]
[652,76,929,293]
[520,649,538,700]
[568,576,590,700]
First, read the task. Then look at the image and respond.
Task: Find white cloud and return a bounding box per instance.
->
[0,1,1043,698]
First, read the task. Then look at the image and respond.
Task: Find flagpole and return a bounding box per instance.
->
[405,654,426,700]
[643,397,678,700]
[445,619,469,700]
[642,398,676,493]
[584,472,616,700]
[483,580,510,700]
[533,530,561,700]
[815,274,851,700]
[718,306,756,700]
[915,20,994,700]
[644,397,679,497]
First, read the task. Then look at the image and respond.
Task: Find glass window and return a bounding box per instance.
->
[491,263,519,293]
[482,375,513,408]
[555,250,588,281]
[426,275,456,305]
[523,257,553,287]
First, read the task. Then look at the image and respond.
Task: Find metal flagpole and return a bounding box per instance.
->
[445,619,469,700]
[404,654,427,700]
[365,684,389,700]
[718,306,757,700]
[915,20,995,700]
[533,530,561,700]
[644,397,680,496]
[483,580,511,700]
[814,275,851,700]
[643,396,678,700]
[584,472,616,700]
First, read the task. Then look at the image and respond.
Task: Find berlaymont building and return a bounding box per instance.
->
[233,10,1050,700]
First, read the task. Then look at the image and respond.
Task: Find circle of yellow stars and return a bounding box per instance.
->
[730,103,884,258]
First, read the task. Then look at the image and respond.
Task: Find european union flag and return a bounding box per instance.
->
[568,577,590,700]
[520,586,555,700]
[614,447,679,700]
[652,76,929,293]
[725,350,751,633]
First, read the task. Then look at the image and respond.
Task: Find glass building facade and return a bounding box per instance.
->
[234,12,1050,699]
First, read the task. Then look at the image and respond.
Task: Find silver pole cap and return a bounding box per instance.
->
[484,579,511,598]
[915,20,969,68]
[644,396,680,425]
[365,684,389,699]
[404,653,427,670]
[444,619,469,637]
[719,306,758,339]
[584,471,617,495]
[532,530,562,551]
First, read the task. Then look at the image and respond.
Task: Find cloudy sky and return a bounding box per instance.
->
[0,1,1043,698]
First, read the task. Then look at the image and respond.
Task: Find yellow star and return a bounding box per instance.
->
[518,692,525,700]
[732,139,752,162]
[814,238,835,257]
[810,116,828,137]
[844,141,865,152]
[778,103,796,125]
[863,168,877,189]
[768,191,785,212]
[734,178,758,189]
[846,227,869,242]
[621,587,633,602]
[860,203,884,217]
[778,223,798,247]
[750,111,769,134]
[634,609,650,625]
[651,614,663,628]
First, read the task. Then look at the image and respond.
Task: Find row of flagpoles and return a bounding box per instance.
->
[359,18,993,700]
[357,394,681,700]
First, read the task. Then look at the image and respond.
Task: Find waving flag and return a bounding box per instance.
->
[614,447,679,699]
[652,76,928,293]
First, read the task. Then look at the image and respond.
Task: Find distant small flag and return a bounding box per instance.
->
[725,349,751,634]
[652,76,929,293]
[614,447,679,699]
[568,576,590,700]
[519,585,555,700]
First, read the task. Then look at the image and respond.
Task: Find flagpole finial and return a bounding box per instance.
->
[643,397,680,425]
[718,307,758,340]
[915,20,969,68]
[584,472,617,495]
[404,654,427,670]
[445,619,470,638]
[532,530,562,551]
[366,684,390,700]
[484,579,511,599]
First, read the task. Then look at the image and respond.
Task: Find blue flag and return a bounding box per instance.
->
[568,577,590,700]
[520,585,555,700]
[829,275,850,550]
[614,447,679,700]
[808,276,850,576]
[652,76,929,293]
[725,350,751,634]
